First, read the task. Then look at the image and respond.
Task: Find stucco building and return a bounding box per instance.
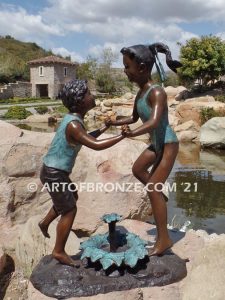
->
[28,56,78,99]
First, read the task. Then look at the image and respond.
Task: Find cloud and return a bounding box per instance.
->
[44,0,225,24]
[0,0,223,67]
[52,47,84,62]
[0,4,63,44]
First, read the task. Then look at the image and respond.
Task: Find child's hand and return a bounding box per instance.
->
[121,125,133,137]
[104,116,112,127]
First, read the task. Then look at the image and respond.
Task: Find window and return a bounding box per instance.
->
[39,66,44,77]
[64,67,67,77]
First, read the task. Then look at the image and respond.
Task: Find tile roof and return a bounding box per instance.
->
[28,55,78,66]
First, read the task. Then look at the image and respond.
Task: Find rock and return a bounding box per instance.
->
[27,282,143,300]
[15,215,81,271]
[0,178,14,218]
[181,238,225,300]
[95,100,101,107]
[176,143,201,166]
[30,221,187,299]
[123,92,135,100]
[0,120,22,146]
[175,89,192,101]
[200,150,225,175]
[71,135,151,235]
[200,117,225,149]
[0,245,6,274]
[174,120,200,142]
[100,105,112,113]
[168,112,180,128]
[176,131,199,143]
[174,120,200,133]
[47,116,57,124]
[175,97,225,125]
[112,106,133,117]
[25,114,53,123]
[2,144,44,177]
[165,86,187,99]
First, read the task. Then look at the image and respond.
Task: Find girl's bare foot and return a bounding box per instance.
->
[148,238,173,256]
[52,250,80,267]
[38,222,50,238]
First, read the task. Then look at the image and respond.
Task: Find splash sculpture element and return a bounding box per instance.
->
[80,213,148,271]
[30,214,187,298]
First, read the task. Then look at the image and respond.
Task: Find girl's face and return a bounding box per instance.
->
[83,89,96,111]
[123,54,142,83]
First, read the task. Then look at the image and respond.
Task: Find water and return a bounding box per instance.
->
[12,121,225,234]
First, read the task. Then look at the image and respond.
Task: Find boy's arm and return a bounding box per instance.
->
[67,121,124,150]
[88,125,109,138]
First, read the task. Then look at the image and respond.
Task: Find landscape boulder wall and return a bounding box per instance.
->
[200,117,225,149]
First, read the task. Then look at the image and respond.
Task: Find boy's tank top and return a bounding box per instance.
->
[43,113,84,173]
[136,84,178,152]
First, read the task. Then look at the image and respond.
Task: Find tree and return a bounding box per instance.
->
[178,35,225,86]
[95,48,118,93]
[76,55,98,80]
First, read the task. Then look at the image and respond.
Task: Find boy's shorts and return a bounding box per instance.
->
[40,164,78,215]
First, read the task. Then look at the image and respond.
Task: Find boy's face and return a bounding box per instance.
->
[83,89,96,111]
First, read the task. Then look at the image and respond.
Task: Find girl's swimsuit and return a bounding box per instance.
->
[136,84,178,153]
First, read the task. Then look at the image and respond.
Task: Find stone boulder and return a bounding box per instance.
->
[165,86,187,100]
[200,150,225,175]
[15,215,81,271]
[0,121,151,239]
[25,114,53,123]
[70,136,151,235]
[112,106,133,117]
[181,235,225,300]
[103,94,134,108]
[175,96,225,125]
[200,117,225,149]
[174,120,200,142]
[0,245,6,275]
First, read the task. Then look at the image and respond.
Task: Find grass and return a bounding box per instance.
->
[0,97,58,105]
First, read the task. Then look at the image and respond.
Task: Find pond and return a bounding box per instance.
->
[11,121,225,234]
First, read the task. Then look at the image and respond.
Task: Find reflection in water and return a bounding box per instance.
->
[168,144,225,234]
[13,122,225,234]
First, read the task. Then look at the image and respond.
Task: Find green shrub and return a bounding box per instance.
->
[200,107,225,125]
[96,72,116,93]
[214,95,225,103]
[0,97,50,104]
[53,105,68,114]
[35,106,48,114]
[4,106,32,120]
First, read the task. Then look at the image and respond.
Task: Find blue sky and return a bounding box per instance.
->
[0,0,225,67]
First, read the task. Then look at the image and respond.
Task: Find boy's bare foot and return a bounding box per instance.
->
[148,239,173,256]
[38,222,50,238]
[52,250,80,267]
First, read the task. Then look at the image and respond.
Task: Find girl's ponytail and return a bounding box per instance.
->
[149,43,182,82]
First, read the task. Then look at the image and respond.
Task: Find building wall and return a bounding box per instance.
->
[54,65,76,98]
[0,82,31,100]
[30,64,76,99]
[30,65,55,98]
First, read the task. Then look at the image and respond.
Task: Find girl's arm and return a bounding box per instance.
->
[66,122,124,150]
[88,125,109,138]
[124,87,167,137]
[105,95,139,126]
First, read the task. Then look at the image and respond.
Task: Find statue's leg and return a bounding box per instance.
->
[147,143,178,256]
[52,207,79,267]
[39,206,59,238]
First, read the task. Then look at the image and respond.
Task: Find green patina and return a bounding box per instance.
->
[80,213,148,270]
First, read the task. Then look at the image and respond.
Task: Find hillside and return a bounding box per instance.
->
[0,35,53,83]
